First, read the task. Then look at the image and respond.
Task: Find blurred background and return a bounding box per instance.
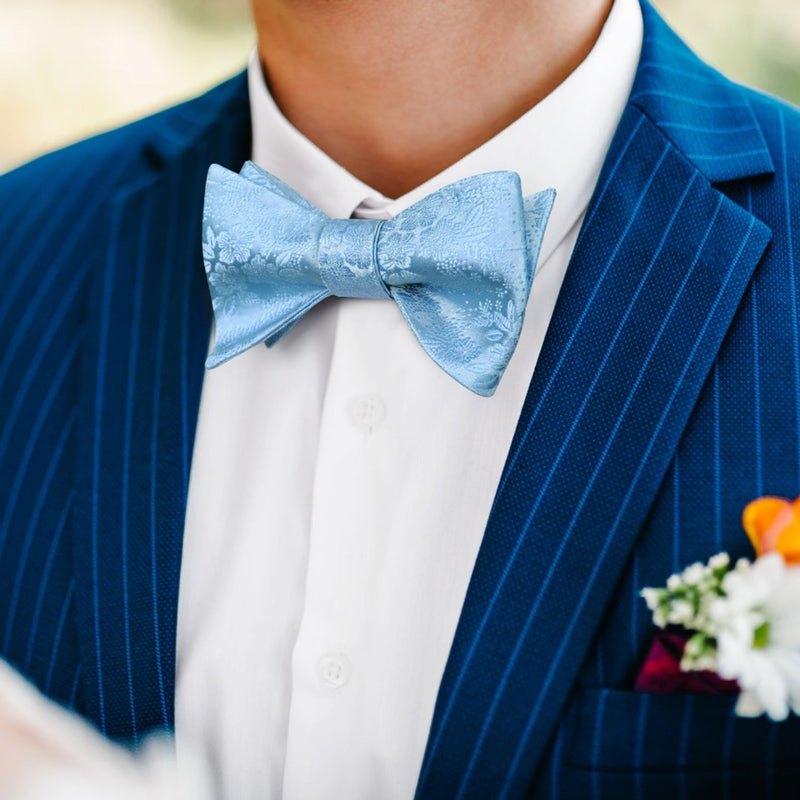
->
[1,0,799,173]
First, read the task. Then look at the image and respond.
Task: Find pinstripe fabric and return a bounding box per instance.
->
[2,1,800,797]
[0,131,131,712]
[0,74,250,739]
[68,89,250,740]
[416,4,800,799]
[416,102,772,800]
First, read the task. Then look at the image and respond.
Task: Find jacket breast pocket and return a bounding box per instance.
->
[549,689,800,800]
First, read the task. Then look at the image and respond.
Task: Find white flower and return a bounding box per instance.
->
[694,654,718,672]
[709,552,731,571]
[708,553,800,721]
[667,599,695,625]
[653,607,668,629]
[640,588,662,611]
[682,562,705,586]
[666,574,682,592]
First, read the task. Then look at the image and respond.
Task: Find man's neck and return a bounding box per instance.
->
[252,0,613,198]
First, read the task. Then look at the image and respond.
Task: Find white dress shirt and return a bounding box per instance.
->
[175,1,643,797]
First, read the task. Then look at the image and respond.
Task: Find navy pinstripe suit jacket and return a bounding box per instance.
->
[2,2,800,797]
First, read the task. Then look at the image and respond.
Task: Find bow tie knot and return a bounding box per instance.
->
[202,161,555,396]
[318,217,390,300]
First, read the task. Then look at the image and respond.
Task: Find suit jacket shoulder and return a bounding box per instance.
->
[0,70,249,285]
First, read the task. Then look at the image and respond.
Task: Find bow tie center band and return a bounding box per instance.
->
[202,161,555,396]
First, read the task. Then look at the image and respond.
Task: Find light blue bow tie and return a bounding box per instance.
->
[202,161,555,396]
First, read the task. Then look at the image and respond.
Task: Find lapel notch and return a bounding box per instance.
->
[632,1,774,184]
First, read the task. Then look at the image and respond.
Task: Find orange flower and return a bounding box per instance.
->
[742,496,800,564]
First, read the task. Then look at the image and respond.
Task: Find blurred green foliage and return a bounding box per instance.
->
[163,0,251,30]
[653,0,800,105]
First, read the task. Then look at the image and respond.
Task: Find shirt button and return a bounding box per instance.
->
[348,393,386,432]
[317,653,352,689]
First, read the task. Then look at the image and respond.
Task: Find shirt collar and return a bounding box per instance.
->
[248,0,643,264]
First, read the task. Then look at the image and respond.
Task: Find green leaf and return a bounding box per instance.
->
[753,621,770,649]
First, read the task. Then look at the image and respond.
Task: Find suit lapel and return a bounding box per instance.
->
[416,4,774,798]
[70,75,250,740]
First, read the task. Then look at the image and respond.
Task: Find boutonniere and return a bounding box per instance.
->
[640,496,800,721]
